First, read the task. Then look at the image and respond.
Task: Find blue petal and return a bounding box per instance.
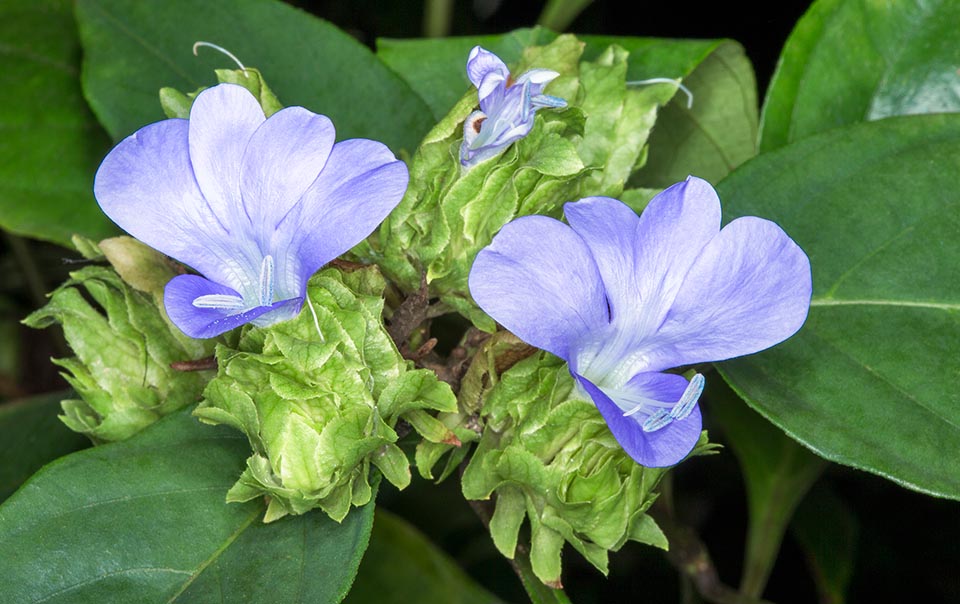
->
[575,372,703,467]
[278,138,408,292]
[469,215,608,361]
[94,118,251,292]
[466,46,509,93]
[187,84,265,232]
[239,106,336,244]
[651,216,812,368]
[164,274,302,339]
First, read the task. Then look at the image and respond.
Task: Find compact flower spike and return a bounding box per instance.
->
[469,177,812,467]
[94,83,408,339]
[460,46,568,167]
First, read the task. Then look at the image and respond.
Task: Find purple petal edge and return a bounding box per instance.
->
[575,373,702,467]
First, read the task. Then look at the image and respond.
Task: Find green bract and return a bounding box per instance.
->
[355,35,676,330]
[160,66,283,119]
[423,333,714,585]
[195,267,457,522]
[22,239,215,443]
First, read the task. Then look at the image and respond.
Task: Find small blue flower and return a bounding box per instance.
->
[95,83,408,339]
[469,177,812,467]
[460,46,568,167]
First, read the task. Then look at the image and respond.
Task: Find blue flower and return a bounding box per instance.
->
[469,177,812,467]
[460,46,568,167]
[95,83,408,339]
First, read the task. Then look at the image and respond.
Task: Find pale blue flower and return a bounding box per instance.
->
[469,177,812,466]
[95,84,407,338]
[460,46,567,167]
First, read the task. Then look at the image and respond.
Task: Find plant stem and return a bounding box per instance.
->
[464,492,573,604]
[536,0,595,31]
[650,496,775,604]
[423,0,453,38]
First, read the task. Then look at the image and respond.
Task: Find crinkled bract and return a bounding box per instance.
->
[95,82,407,339]
[456,349,714,586]
[23,240,215,443]
[469,177,812,467]
[195,267,457,522]
[355,35,679,330]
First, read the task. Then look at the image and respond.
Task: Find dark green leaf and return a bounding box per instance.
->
[629,41,758,186]
[790,486,858,604]
[345,509,506,604]
[0,391,88,502]
[75,0,433,153]
[707,381,824,598]
[717,113,960,499]
[0,0,115,247]
[760,0,960,152]
[0,408,375,603]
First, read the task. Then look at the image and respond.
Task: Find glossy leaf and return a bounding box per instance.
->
[708,381,824,598]
[717,113,960,499]
[0,408,375,603]
[75,0,433,153]
[760,0,960,152]
[345,509,506,604]
[0,0,115,247]
[0,391,88,502]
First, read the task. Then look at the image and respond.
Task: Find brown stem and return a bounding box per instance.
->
[170,357,218,371]
[650,500,776,604]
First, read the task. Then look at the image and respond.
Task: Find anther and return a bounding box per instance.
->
[192,294,246,310]
[670,373,705,421]
[642,409,674,432]
[193,41,248,73]
[626,77,694,109]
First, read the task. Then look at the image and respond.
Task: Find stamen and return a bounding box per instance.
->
[192,294,246,309]
[626,77,694,109]
[642,409,673,432]
[193,41,248,73]
[670,373,705,421]
[306,295,325,343]
[258,255,275,306]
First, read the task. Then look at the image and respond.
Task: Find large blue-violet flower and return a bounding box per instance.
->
[460,46,567,167]
[469,177,811,467]
[95,83,407,339]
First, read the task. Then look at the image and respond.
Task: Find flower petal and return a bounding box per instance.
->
[94,118,249,289]
[164,274,302,339]
[240,106,335,242]
[469,215,607,360]
[651,216,812,368]
[187,83,265,229]
[576,372,702,467]
[467,46,509,90]
[278,138,408,290]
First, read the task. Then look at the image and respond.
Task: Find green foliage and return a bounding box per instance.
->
[630,41,758,186]
[74,0,433,153]
[358,35,675,329]
[0,408,375,603]
[0,0,115,247]
[791,486,858,604]
[345,509,507,604]
[718,113,960,499]
[0,391,88,502]
[196,267,457,522]
[760,0,960,152]
[457,348,713,585]
[23,258,214,443]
